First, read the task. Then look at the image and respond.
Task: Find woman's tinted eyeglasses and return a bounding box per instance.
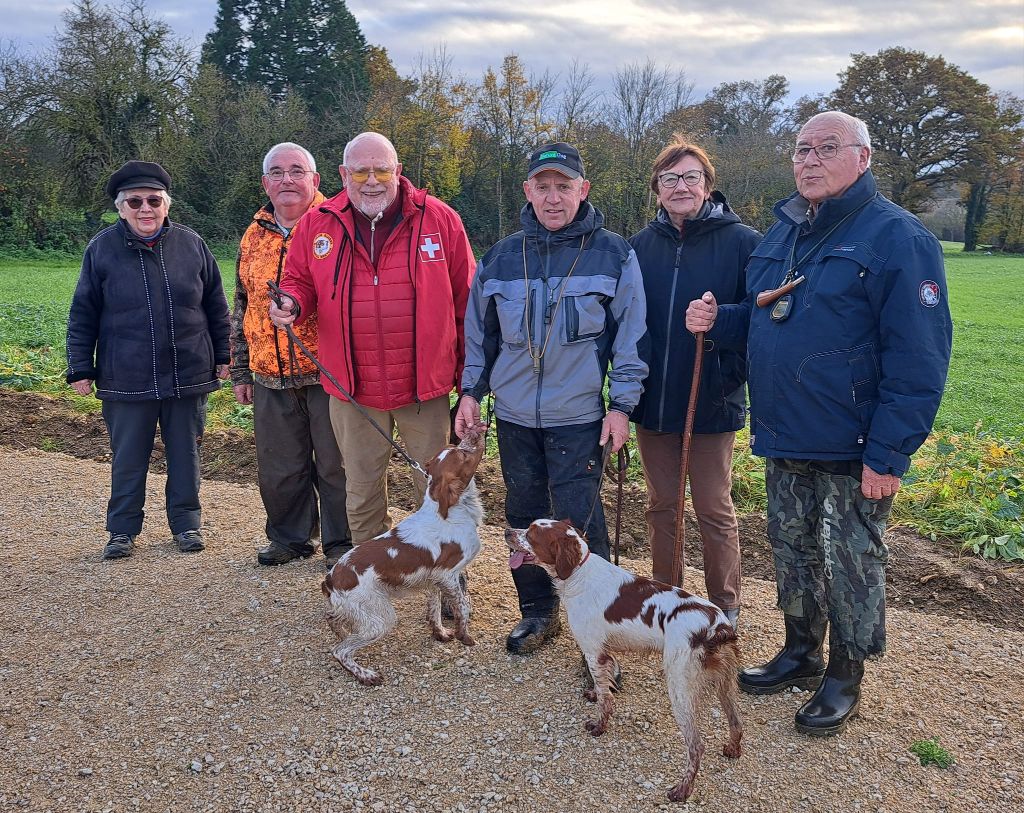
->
[124,195,165,210]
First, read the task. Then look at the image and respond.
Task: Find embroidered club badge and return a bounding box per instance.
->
[418,233,445,262]
[919,280,940,308]
[313,233,333,260]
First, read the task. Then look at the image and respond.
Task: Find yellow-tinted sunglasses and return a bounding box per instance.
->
[348,167,395,183]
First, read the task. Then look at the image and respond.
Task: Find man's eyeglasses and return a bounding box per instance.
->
[792,143,862,163]
[658,170,705,189]
[124,195,164,210]
[264,168,314,182]
[347,167,395,184]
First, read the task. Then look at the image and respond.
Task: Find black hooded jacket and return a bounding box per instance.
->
[628,191,760,433]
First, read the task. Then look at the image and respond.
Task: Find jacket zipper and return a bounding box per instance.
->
[658,240,684,428]
[370,211,382,284]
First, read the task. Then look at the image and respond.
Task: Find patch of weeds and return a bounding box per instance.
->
[909,738,955,769]
[896,425,1024,562]
[40,437,61,452]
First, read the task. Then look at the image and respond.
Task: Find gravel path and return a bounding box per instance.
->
[1,447,1021,813]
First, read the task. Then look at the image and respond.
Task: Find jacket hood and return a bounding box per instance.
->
[775,169,878,233]
[318,174,427,222]
[520,199,604,245]
[650,190,741,240]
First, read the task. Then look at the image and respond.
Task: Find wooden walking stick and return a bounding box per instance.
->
[670,332,706,588]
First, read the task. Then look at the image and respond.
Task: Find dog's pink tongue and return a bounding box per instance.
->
[509,551,526,570]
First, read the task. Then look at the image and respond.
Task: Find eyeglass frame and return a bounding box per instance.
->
[123,195,166,210]
[657,169,706,189]
[345,166,397,184]
[791,143,864,163]
[263,168,315,182]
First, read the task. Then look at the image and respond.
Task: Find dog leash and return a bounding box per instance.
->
[581,441,630,565]
[266,280,428,479]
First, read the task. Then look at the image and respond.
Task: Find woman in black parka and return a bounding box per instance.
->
[66,161,231,560]
[628,137,761,625]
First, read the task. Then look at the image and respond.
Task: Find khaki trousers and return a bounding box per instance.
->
[635,427,741,611]
[328,395,451,543]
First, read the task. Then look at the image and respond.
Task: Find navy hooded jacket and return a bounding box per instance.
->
[628,192,760,434]
[66,218,231,401]
[710,171,953,476]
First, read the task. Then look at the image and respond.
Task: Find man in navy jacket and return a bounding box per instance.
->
[687,111,952,735]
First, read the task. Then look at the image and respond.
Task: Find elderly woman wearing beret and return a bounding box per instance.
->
[66,160,231,560]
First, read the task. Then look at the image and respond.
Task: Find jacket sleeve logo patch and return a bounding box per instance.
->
[313,233,333,260]
[418,233,445,262]
[919,280,940,308]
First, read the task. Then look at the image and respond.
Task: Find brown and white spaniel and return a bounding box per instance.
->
[506,519,743,803]
[321,431,485,685]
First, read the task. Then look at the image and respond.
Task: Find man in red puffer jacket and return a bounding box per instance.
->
[271,132,475,544]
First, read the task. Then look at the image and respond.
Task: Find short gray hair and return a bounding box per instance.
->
[114,189,172,211]
[801,111,872,167]
[262,142,317,174]
[342,132,398,166]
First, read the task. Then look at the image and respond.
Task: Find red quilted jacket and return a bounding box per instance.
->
[281,176,475,409]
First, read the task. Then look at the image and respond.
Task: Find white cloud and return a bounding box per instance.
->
[2,0,1021,98]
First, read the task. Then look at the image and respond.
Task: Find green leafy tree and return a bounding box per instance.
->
[961,93,1024,251]
[830,47,997,213]
[202,0,370,147]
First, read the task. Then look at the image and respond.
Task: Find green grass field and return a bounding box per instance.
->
[1,244,1020,437]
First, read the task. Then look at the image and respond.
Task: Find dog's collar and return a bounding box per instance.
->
[578,549,590,568]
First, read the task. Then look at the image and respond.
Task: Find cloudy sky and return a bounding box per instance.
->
[5,0,1022,99]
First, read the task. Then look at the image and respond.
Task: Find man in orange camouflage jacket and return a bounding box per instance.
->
[230,142,351,567]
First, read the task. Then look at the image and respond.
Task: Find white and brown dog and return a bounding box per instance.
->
[321,431,485,685]
[506,519,743,803]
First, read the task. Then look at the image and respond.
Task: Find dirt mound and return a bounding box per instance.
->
[2,387,1021,631]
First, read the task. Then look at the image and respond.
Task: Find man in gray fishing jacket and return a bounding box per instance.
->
[455,142,648,656]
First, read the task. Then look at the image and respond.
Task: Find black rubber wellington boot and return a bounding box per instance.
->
[794,634,865,736]
[506,596,561,655]
[738,610,827,695]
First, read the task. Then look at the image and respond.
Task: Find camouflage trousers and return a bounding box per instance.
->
[765,458,893,660]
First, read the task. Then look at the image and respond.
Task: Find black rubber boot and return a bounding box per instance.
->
[738,611,827,695]
[506,614,561,654]
[794,634,865,736]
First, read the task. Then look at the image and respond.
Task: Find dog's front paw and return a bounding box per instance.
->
[583,688,597,703]
[357,670,384,687]
[431,625,455,643]
[722,741,742,759]
[456,631,476,647]
[667,781,693,803]
[584,718,607,737]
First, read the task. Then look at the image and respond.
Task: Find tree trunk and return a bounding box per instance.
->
[962,181,987,252]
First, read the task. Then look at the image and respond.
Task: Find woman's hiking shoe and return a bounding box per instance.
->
[102,533,136,560]
[173,529,205,553]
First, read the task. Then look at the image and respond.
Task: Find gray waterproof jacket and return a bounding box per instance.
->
[462,202,648,427]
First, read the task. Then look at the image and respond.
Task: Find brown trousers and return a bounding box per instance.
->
[328,395,451,543]
[635,427,741,611]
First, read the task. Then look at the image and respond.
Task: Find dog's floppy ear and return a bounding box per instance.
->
[553,534,582,580]
[431,470,464,520]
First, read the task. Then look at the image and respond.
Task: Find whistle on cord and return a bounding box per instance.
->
[756,275,805,308]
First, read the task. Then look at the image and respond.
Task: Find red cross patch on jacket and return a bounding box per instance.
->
[418,233,445,262]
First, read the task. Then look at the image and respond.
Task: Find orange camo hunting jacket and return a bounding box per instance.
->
[229,194,325,385]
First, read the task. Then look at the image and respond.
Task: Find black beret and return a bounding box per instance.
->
[105,160,172,198]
